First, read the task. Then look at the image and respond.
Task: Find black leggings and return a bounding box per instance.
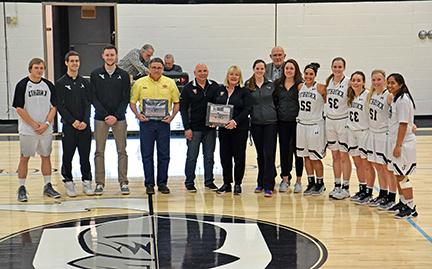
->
[218,128,248,185]
[278,121,303,179]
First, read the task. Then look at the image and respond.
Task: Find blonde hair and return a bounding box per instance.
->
[224,65,244,87]
[367,69,386,105]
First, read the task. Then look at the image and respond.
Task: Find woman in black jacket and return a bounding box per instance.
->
[245,59,278,197]
[274,59,304,193]
[213,65,252,195]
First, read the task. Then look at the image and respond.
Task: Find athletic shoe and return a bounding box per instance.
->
[82,180,94,196]
[368,196,386,207]
[158,185,170,194]
[354,194,372,205]
[17,186,28,202]
[303,184,315,196]
[311,184,326,196]
[387,201,404,214]
[350,191,363,202]
[233,184,242,195]
[186,185,197,193]
[378,199,395,211]
[329,186,341,199]
[43,183,61,198]
[64,181,77,197]
[94,184,104,196]
[205,183,218,191]
[254,186,264,193]
[293,183,302,193]
[146,185,155,195]
[279,181,289,192]
[264,190,273,197]
[216,184,232,194]
[120,184,130,195]
[394,205,418,219]
[333,188,350,200]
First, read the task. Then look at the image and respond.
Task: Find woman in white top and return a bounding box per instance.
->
[337,71,375,203]
[386,73,418,219]
[296,63,327,195]
[325,57,352,198]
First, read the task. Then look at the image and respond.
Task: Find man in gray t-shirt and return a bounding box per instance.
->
[12,58,61,202]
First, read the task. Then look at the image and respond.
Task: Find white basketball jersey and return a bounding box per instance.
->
[297,82,324,123]
[368,89,390,132]
[325,76,349,119]
[347,89,369,130]
[389,93,415,142]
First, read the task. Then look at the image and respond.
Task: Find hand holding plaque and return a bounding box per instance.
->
[142,99,169,120]
[206,103,234,127]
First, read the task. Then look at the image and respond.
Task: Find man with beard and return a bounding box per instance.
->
[90,45,131,195]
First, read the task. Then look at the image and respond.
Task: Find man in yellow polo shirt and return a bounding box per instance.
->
[130,58,180,194]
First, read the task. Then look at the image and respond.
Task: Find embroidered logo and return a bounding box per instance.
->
[117,75,122,80]
[80,83,85,88]
[99,74,105,79]
[65,85,71,90]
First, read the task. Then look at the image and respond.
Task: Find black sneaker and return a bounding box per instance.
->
[303,184,315,196]
[186,185,197,193]
[216,184,232,194]
[350,191,363,202]
[394,205,418,219]
[17,186,28,202]
[355,194,372,205]
[233,184,242,195]
[387,201,404,214]
[43,183,61,198]
[205,183,218,191]
[146,185,155,195]
[158,185,171,194]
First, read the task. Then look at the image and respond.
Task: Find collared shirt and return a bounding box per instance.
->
[131,75,180,112]
[265,63,283,81]
[118,48,149,78]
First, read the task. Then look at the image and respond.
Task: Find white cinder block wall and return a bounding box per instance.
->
[1,1,432,120]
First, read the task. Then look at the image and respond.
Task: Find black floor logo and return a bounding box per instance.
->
[0,213,327,269]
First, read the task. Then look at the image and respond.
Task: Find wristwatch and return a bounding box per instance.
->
[45,121,51,127]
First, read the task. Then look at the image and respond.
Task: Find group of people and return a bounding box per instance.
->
[12,44,417,219]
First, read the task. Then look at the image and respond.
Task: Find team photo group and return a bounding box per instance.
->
[12,44,418,220]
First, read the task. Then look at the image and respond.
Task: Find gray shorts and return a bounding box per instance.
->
[20,134,53,157]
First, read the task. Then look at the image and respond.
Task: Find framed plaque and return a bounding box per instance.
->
[142,99,169,120]
[206,103,234,127]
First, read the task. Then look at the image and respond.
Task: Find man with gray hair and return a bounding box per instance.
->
[118,44,154,79]
[163,54,183,73]
[265,46,286,81]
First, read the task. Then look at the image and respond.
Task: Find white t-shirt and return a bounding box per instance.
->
[389,93,415,142]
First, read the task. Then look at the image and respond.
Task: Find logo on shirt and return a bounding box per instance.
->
[99,74,105,80]
[162,84,168,88]
[65,85,71,90]
[117,75,122,80]
[192,89,197,94]
[220,92,225,96]
[28,89,48,97]
[80,83,85,88]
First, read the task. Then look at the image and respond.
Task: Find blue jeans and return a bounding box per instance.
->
[184,129,216,186]
[139,121,170,187]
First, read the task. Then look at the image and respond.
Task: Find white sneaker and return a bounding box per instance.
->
[64,181,77,197]
[82,180,95,196]
[329,186,341,198]
[279,181,289,192]
[293,183,302,193]
[333,188,350,200]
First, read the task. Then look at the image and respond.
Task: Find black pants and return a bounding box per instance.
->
[218,128,248,185]
[251,123,277,190]
[61,124,92,182]
[278,121,303,179]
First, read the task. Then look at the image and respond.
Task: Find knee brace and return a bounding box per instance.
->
[399,177,413,189]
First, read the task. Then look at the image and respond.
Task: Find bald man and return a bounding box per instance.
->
[265,46,286,81]
[179,64,220,192]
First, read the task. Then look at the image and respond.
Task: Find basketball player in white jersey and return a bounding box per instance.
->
[365,70,398,209]
[339,71,375,202]
[296,63,327,195]
[385,73,418,219]
[325,57,352,198]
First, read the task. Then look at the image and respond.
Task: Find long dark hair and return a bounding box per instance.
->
[247,59,266,91]
[388,73,416,109]
[347,71,366,106]
[274,59,303,90]
[326,57,346,87]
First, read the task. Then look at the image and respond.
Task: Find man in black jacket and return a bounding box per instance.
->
[180,64,219,192]
[90,45,131,195]
[56,51,94,197]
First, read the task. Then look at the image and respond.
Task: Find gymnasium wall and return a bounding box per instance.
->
[1,1,431,121]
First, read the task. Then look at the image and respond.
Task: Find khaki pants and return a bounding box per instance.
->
[94,120,128,186]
